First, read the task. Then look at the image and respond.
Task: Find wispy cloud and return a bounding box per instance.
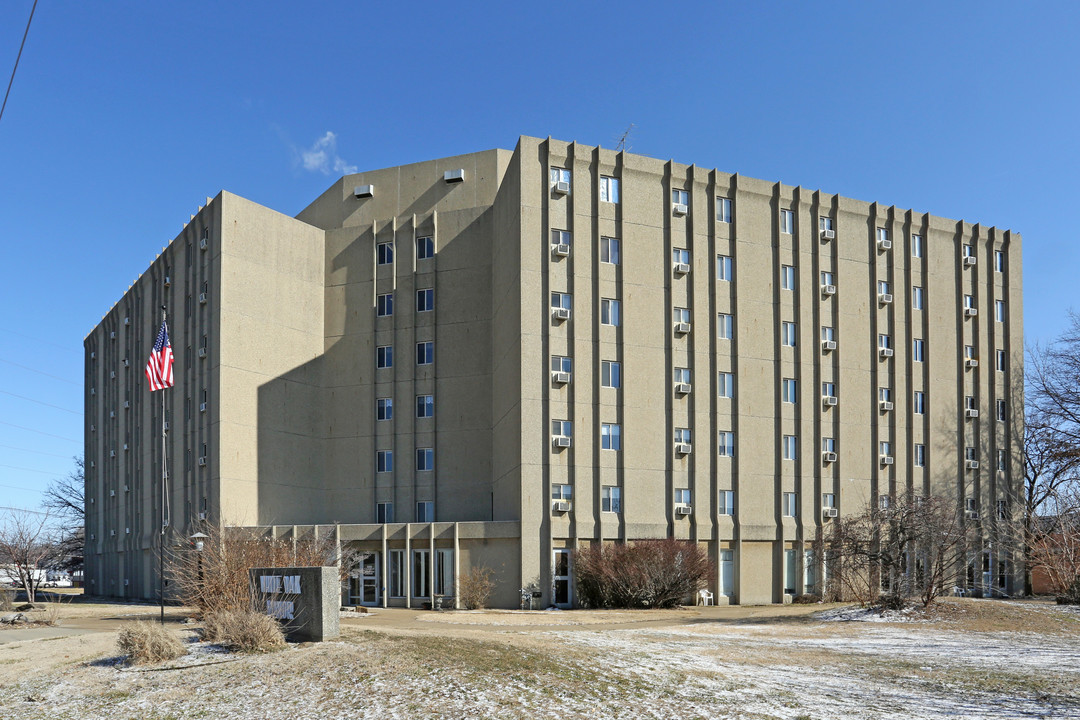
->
[298,131,357,175]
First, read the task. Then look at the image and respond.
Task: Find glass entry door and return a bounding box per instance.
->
[350,552,380,606]
[553,549,571,608]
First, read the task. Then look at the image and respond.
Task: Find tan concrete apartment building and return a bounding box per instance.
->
[84,135,1024,607]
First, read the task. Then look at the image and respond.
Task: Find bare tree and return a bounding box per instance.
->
[1027,484,1080,604]
[0,509,60,604]
[41,456,84,574]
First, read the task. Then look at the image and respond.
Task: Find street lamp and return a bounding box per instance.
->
[189,532,208,604]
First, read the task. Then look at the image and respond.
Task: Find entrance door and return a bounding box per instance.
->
[553,549,571,608]
[350,552,380,606]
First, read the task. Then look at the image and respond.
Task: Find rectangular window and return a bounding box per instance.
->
[913,339,925,363]
[601,486,621,513]
[719,490,735,515]
[376,293,394,317]
[996,300,1006,322]
[782,493,798,517]
[878,280,890,296]
[996,350,1006,372]
[879,387,892,403]
[782,378,797,404]
[822,493,836,509]
[914,391,925,415]
[551,291,571,312]
[674,428,692,446]
[377,397,393,421]
[416,448,434,472]
[673,307,691,325]
[821,326,834,343]
[717,254,733,281]
[552,419,572,439]
[780,209,794,234]
[416,288,434,312]
[599,176,620,204]
[994,250,1005,272]
[601,360,621,389]
[600,236,620,264]
[551,229,571,248]
[997,500,1008,520]
[550,167,571,189]
[416,394,434,418]
[416,236,434,260]
[673,247,690,266]
[672,189,689,207]
[877,227,889,245]
[416,341,434,365]
[781,265,796,291]
[551,355,572,374]
[912,234,924,258]
[914,444,925,467]
[821,270,834,287]
[717,197,732,223]
[377,242,394,265]
[913,286,923,309]
[781,322,797,347]
[997,400,1006,421]
[963,244,975,259]
[822,381,835,398]
[880,441,892,457]
[673,367,691,385]
[965,395,977,411]
[822,437,836,453]
[717,371,734,399]
[601,298,621,326]
[718,431,735,457]
[376,345,393,369]
[388,549,405,598]
[552,484,572,502]
[377,502,393,524]
[820,216,834,232]
[601,423,621,451]
[997,449,1006,471]
[718,313,734,340]
[782,435,798,460]
[879,333,892,350]
[376,450,393,473]
[674,487,691,506]
[964,294,975,309]
[965,344,976,361]
[412,550,428,598]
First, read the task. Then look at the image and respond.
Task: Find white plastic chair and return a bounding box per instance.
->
[697,589,715,606]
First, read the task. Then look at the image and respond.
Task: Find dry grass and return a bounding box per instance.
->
[201,609,286,653]
[457,566,496,609]
[116,621,186,665]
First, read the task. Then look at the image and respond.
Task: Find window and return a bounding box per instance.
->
[673,367,691,385]
[377,242,394,265]
[717,197,732,223]
[717,371,734,399]
[551,229,571,250]
[416,236,435,260]
[879,387,892,403]
[822,437,835,453]
[552,419,572,439]
[600,298,621,326]
[963,244,975,259]
[879,334,892,350]
[997,449,1006,471]
[914,444,925,467]
[912,234,924,258]
[877,228,889,245]
[601,486,621,513]
[601,360,621,389]
[965,395,977,412]
[717,254,733,281]
[996,350,1006,372]
[416,341,434,365]
[782,435,798,460]
[377,451,393,473]
[781,265,796,291]
[781,322,797,347]
[880,441,892,457]
[388,550,405,598]
[416,394,434,418]
[822,381,835,398]
[416,288,434,312]
[552,484,572,502]
[600,236,620,264]
[878,280,890,297]
[821,326,834,343]
[550,167,570,190]
[913,286,923,309]
[994,250,1005,272]
[416,448,434,472]
[718,431,735,457]
[965,446,977,462]
[820,216,834,232]
[997,500,1008,520]
[822,493,836,509]
[377,397,393,421]
[782,378,797,404]
[674,488,691,506]
[996,300,1006,322]
[914,391,925,415]
[964,294,975,310]
[821,270,834,287]
[376,502,393,524]
[964,344,976,361]
[719,490,735,515]
[599,176,619,203]
[551,291,572,313]
[376,345,393,369]
[672,189,689,208]
[780,209,794,234]
[674,428,692,445]
[717,313,734,340]
[601,423,621,451]
[879,495,891,510]
[673,248,690,266]
[997,400,1006,421]
[782,493,798,517]
[551,355,572,375]
[376,293,394,317]
[913,339,925,362]
[673,307,691,327]
[415,501,434,523]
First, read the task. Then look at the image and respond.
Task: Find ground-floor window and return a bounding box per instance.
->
[719,549,734,596]
[389,549,405,598]
[804,550,816,593]
[412,549,454,598]
[784,549,797,595]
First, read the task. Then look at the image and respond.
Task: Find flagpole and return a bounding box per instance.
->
[159,305,168,625]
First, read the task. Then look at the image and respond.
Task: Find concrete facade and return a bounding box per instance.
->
[84,136,1024,607]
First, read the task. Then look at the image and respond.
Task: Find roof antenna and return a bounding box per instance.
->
[615,123,635,152]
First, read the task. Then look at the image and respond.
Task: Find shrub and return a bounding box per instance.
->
[0,588,13,612]
[201,609,286,653]
[117,621,186,665]
[573,538,714,609]
[792,593,821,605]
[458,566,496,609]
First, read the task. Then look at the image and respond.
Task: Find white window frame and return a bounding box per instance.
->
[781,265,796,291]
[673,247,690,266]
[600,236,620,264]
[551,355,572,374]
[601,423,621,451]
[996,349,1006,372]
[822,381,836,397]
[601,486,621,513]
[376,345,393,369]
[782,378,797,404]
[994,250,1005,272]
[674,487,691,506]
[782,435,798,461]
[674,428,692,445]
[550,167,571,188]
[781,322,797,347]
[552,419,572,439]
[912,234,924,258]
[717,254,733,281]
[551,291,571,312]
[416,394,434,418]
[996,300,1006,322]
[416,448,434,472]
[914,391,925,415]
[719,490,735,516]
[913,338,925,363]
[600,298,621,326]
[672,189,689,206]
[913,286,924,310]
[780,209,794,234]
[782,493,798,517]
[377,241,394,265]
[717,197,732,223]
[376,450,393,473]
[718,313,734,340]
[377,397,393,421]
[416,341,434,366]
[673,367,691,385]
[376,292,394,317]
[601,360,621,389]
[718,431,735,457]
[914,444,925,467]
[416,288,434,313]
[717,371,734,399]
[416,236,435,260]
[551,229,571,248]
[377,502,394,524]
[599,176,620,204]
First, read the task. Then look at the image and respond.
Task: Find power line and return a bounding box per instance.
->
[0,443,75,460]
[0,419,80,443]
[0,357,81,386]
[0,0,38,125]
[0,388,81,415]
[0,462,64,476]
[0,505,48,516]
[0,482,45,495]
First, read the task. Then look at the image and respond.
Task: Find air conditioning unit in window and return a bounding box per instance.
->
[821,229,836,241]
[823,395,838,406]
[551,371,571,385]
[552,307,570,321]
[198,347,208,359]
[879,347,894,358]
[90,533,95,541]
[353,184,374,198]
[674,383,692,395]
[125,527,130,534]
[822,340,837,351]
[163,421,169,431]
[823,507,839,518]
[880,401,894,411]
[879,293,893,304]
[965,307,978,318]
[90,387,96,395]
[966,460,980,470]
[123,400,131,409]
[553,181,570,195]
[552,500,570,513]
[965,409,980,419]
[109,489,115,497]
[552,243,571,257]
[90,424,96,432]
[200,238,208,251]
[199,402,207,413]
[443,168,465,183]
[675,505,693,516]
[109,410,115,418]
[552,436,571,449]
[963,256,977,267]
[90,351,96,359]
[198,456,207,466]
[823,451,838,463]
[675,443,692,455]
[109,450,116,458]
[198,511,207,520]
[822,284,836,296]
[965,358,979,368]
[110,530,116,536]
[122,358,130,367]
[965,510,980,520]
[881,455,894,466]
[673,203,688,216]
[110,331,116,339]
[123,317,130,326]
[123,443,129,451]
[199,292,207,304]
[164,275,171,287]
[674,322,691,335]
[110,371,116,379]
[673,262,691,275]
[878,238,892,251]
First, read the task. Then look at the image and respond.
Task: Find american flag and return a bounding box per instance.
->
[145,321,174,392]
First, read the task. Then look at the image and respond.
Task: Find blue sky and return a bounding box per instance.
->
[0,2,1077,513]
